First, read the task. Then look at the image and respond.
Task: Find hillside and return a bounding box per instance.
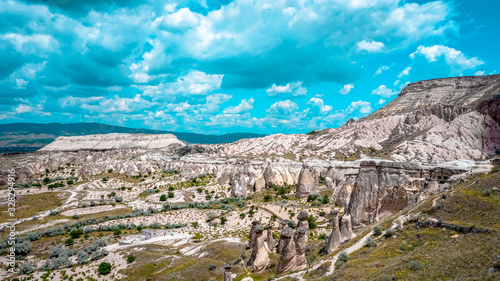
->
[207,75,500,164]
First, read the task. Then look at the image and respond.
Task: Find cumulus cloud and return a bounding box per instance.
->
[267,100,299,115]
[339,84,354,95]
[346,100,372,114]
[371,85,398,98]
[223,98,255,114]
[377,99,386,105]
[410,45,484,72]
[266,81,307,97]
[307,97,332,114]
[357,40,384,52]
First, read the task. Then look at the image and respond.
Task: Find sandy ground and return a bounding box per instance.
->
[60,205,128,216]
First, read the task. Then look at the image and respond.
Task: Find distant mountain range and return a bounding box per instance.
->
[0,122,266,152]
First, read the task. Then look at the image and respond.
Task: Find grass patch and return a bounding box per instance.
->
[0,192,64,223]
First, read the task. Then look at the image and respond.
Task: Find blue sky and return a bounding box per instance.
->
[0,0,498,135]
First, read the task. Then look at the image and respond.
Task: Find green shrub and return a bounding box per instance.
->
[70,229,83,238]
[408,260,423,271]
[97,262,112,275]
[127,255,136,263]
[364,237,376,248]
[264,194,272,202]
[307,215,317,229]
[208,264,216,270]
[373,225,382,236]
[160,194,167,201]
[482,189,493,197]
[113,229,122,236]
[65,238,74,245]
[322,195,330,204]
[384,229,394,238]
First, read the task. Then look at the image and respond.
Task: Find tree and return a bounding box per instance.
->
[263,194,272,202]
[322,195,330,204]
[70,229,83,238]
[160,194,167,201]
[168,192,174,198]
[97,262,112,275]
[43,177,50,185]
[306,215,317,229]
[127,255,136,263]
[65,238,74,245]
[220,217,227,225]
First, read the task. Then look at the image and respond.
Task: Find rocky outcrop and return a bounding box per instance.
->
[277,227,296,274]
[345,161,426,226]
[325,210,341,254]
[296,165,318,199]
[252,224,270,273]
[248,220,260,251]
[293,226,308,270]
[40,133,185,151]
[340,214,354,243]
[223,263,233,281]
[266,226,275,253]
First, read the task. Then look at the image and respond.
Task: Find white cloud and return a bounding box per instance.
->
[267,100,299,115]
[142,70,223,97]
[307,97,332,113]
[398,66,411,78]
[374,65,389,76]
[357,40,384,52]
[223,98,255,114]
[371,85,398,98]
[162,8,202,30]
[474,71,485,76]
[339,84,354,95]
[266,81,307,97]
[377,99,386,105]
[1,33,59,55]
[410,45,484,72]
[346,100,372,114]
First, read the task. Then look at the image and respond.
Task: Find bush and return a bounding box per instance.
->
[408,260,423,271]
[168,192,174,198]
[322,195,330,204]
[98,262,112,275]
[373,225,382,236]
[84,226,94,234]
[160,194,167,201]
[307,215,317,229]
[482,189,493,197]
[220,217,227,225]
[44,226,64,237]
[72,214,79,219]
[65,238,74,245]
[338,251,349,263]
[384,229,394,238]
[127,255,136,263]
[150,222,162,229]
[263,194,272,202]
[77,250,88,265]
[14,240,32,256]
[70,229,83,238]
[364,237,376,248]
[19,263,34,274]
[115,196,123,203]
[287,220,297,228]
[113,229,122,236]
[208,264,216,270]
[49,210,59,216]
[26,231,40,241]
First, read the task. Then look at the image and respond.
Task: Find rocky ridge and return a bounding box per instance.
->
[39,133,185,152]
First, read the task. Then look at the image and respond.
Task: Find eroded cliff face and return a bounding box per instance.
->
[206,75,500,163]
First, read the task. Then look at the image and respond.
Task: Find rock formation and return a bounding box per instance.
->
[325,210,341,254]
[277,227,296,274]
[296,210,309,230]
[252,224,270,273]
[296,164,318,199]
[40,133,185,151]
[248,220,260,250]
[340,214,354,243]
[266,226,275,253]
[223,263,232,281]
[293,226,308,270]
